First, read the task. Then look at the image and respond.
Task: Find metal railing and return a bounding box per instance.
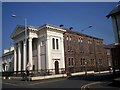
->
[2,66,111,77]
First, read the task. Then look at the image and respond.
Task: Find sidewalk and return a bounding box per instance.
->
[86,81,120,90]
[2,70,113,81]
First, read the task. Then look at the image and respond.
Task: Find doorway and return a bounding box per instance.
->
[55,61,59,74]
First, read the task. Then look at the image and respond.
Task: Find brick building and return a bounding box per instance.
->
[64,28,109,73]
[2,24,110,76]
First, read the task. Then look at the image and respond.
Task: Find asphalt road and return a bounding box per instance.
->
[1,73,120,89]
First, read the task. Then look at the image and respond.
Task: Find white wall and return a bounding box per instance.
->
[111,13,120,43]
[37,30,47,70]
[46,29,65,70]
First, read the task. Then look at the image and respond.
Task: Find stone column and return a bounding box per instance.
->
[61,37,65,69]
[28,37,33,70]
[23,40,26,71]
[37,38,41,71]
[18,42,21,71]
[14,44,17,72]
[46,36,50,70]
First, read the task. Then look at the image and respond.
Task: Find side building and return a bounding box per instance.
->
[106,2,120,73]
[64,28,109,73]
[2,46,14,72]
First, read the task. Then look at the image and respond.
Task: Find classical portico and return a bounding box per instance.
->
[11,25,37,72]
[11,24,66,74]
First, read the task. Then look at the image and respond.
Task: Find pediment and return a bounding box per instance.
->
[10,25,25,39]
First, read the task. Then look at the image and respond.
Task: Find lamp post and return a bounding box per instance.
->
[84,61,87,75]
[81,25,92,33]
[80,26,92,75]
[12,14,27,72]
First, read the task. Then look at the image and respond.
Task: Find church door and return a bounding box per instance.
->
[55,61,59,74]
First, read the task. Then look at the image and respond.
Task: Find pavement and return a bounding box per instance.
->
[2,70,110,81]
[80,72,120,90]
[81,81,120,90]
[1,71,120,89]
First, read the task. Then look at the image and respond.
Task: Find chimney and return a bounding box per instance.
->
[69,27,73,30]
[60,24,64,28]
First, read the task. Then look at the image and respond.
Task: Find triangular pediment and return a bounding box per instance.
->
[10,25,26,39]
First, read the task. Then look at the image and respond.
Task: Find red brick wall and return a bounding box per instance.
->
[64,30,109,72]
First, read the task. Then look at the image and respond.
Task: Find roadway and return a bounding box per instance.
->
[1,72,120,90]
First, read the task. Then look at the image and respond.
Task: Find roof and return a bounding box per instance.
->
[11,24,103,41]
[2,50,14,57]
[64,28,103,40]
[41,24,103,40]
[104,44,113,49]
[106,3,120,18]
[10,25,38,39]
[38,24,66,32]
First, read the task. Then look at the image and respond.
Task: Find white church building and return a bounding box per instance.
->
[3,24,66,74]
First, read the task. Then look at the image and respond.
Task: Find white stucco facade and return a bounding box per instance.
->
[9,24,66,74]
[106,4,120,43]
[111,13,120,43]
[2,46,14,72]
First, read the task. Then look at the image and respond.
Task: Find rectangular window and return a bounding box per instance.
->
[68,58,71,66]
[71,58,74,65]
[67,40,69,51]
[80,38,83,43]
[41,41,45,46]
[88,40,94,53]
[67,36,72,51]
[79,42,84,53]
[67,36,69,40]
[98,59,102,65]
[83,59,85,65]
[80,58,83,65]
[81,58,85,65]
[78,38,84,53]
[68,58,74,66]
[91,59,94,65]
[70,40,72,51]
[52,38,55,49]
[70,36,72,41]
[56,39,59,49]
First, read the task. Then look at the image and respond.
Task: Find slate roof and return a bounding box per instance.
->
[106,3,120,18]
[11,24,103,41]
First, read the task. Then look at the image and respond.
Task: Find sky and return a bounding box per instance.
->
[2,2,118,53]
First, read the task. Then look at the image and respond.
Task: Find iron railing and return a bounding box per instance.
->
[2,66,112,77]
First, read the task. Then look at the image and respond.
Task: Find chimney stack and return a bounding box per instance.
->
[69,27,73,30]
[60,24,64,28]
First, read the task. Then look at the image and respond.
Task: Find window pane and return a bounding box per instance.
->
[52,38,55,49]
[56,39,59,49]
[70,36,71,41]
[68,58,71,66]
[67,36,68,40]
[71,58,74,65]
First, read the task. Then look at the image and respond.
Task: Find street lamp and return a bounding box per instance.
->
[11,14,27,71]
[81,25,92,33]
[84,61,87,75]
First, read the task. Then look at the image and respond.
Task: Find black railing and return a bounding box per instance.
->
[2,66,111,77]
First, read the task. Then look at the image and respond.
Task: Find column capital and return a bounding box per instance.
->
[18,42,21,47]
[14,43,17,47]
[28,37,33,42]
[23,40,26,45]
